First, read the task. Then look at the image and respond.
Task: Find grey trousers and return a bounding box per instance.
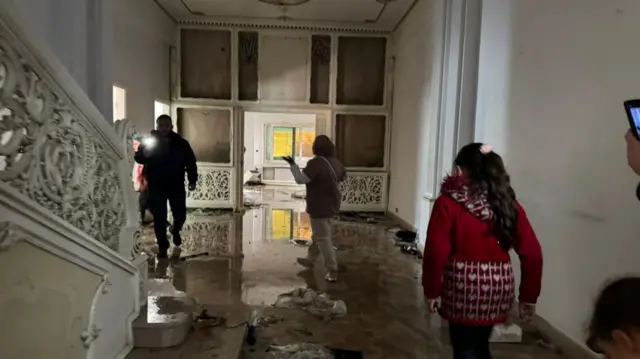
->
[308,218,338,272]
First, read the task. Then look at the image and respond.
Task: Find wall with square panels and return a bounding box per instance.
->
[173,27,392,211]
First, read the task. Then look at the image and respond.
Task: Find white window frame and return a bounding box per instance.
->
[264,124,316,166]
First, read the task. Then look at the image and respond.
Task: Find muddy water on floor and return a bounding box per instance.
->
[139,187,564,359]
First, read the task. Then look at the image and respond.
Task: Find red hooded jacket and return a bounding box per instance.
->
[422,173,543,326]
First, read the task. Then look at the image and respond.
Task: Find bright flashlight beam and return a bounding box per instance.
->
[143,137,157,149]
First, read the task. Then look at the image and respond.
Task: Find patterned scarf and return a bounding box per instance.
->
[440,172,493,221]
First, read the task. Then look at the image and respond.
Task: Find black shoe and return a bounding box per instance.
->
[172,233,182,247]
[170,247,182,260]
[296,257,315,268]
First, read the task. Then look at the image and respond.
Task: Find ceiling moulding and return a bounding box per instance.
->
[178,19,391,34]
[258,0,312,5]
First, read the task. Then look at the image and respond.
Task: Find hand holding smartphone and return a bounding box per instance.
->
[624,99,640,140]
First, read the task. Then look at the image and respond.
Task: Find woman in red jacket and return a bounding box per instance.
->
[423,143,543,359]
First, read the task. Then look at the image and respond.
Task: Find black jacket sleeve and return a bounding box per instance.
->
[134,146,148,164]
[184,140,198,185]
[337,161,346,182]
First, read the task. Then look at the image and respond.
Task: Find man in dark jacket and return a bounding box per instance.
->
[135,115,198,257]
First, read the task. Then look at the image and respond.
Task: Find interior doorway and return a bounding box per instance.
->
[242,111,320,186]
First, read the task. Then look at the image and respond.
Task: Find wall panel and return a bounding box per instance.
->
[336,36,387,106]
[175,26,392,211]
[259,35,310,102]
[180,29,232,99]
[335,114,386,168]
[177,107,232,164]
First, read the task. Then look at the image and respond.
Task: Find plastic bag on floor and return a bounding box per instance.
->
[274,288,347,322]
[490,322,523,343]
[268,343,334,359]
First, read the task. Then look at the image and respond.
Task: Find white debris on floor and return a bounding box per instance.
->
[274,288,347,322]
[267,344,333,359]
[490,323,523,343]
[291,190,306,199]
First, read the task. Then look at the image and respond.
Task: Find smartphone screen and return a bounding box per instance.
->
[630,107,640,134]
[624,100,640,140]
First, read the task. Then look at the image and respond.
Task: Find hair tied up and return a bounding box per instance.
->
[479,144,493,154]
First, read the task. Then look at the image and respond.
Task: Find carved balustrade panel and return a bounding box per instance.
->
[0,20,128,251]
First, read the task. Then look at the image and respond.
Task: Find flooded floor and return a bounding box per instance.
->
[136,187,565,359]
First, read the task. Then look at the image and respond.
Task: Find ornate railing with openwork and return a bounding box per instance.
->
[0,4,145,359]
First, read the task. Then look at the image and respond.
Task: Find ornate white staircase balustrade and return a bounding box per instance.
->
[0,4,144,359]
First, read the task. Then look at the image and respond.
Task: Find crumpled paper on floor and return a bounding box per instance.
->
[274,288,347,322]
[267,343,334,359]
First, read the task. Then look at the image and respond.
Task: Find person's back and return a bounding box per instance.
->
[284,135,345,282]
[134,115,197,257]
[304,155,345,219]
[140,131,195,193]
[430,175,538,265]
[423,143,543,359]
[425,180,541,320]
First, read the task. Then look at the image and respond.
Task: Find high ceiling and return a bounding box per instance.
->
[155,0,417,32]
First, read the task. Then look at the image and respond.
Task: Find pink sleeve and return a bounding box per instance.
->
[132,163,142,191]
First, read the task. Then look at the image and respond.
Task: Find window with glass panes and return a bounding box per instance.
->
[268,126,315,160]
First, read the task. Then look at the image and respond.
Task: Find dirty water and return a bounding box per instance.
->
[134,187,565,359]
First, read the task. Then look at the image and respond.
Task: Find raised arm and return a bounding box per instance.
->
[284,157,314,185]
[422,196,453,299]
[291,163,312,184]
[184,141,198,186]
[513,202,543,304]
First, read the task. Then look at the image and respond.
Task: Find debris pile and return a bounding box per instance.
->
[333,212,393,225]
[388,228,422,258]
[266,343,333,359]
[274,288,347,322]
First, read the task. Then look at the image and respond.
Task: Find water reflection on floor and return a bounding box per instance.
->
[140,187,564,359]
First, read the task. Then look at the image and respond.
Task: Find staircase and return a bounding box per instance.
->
[0,2,251,357]
[127,276,249,358]
[0,4,147,359]
[132,295,194,349]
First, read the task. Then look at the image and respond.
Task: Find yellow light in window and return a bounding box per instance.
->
[293,212,312,240]
[296,129,315,158]
[271,209,292,240]
[273,127,294,158]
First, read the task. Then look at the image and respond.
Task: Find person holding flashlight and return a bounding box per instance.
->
[135,115,198,258]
